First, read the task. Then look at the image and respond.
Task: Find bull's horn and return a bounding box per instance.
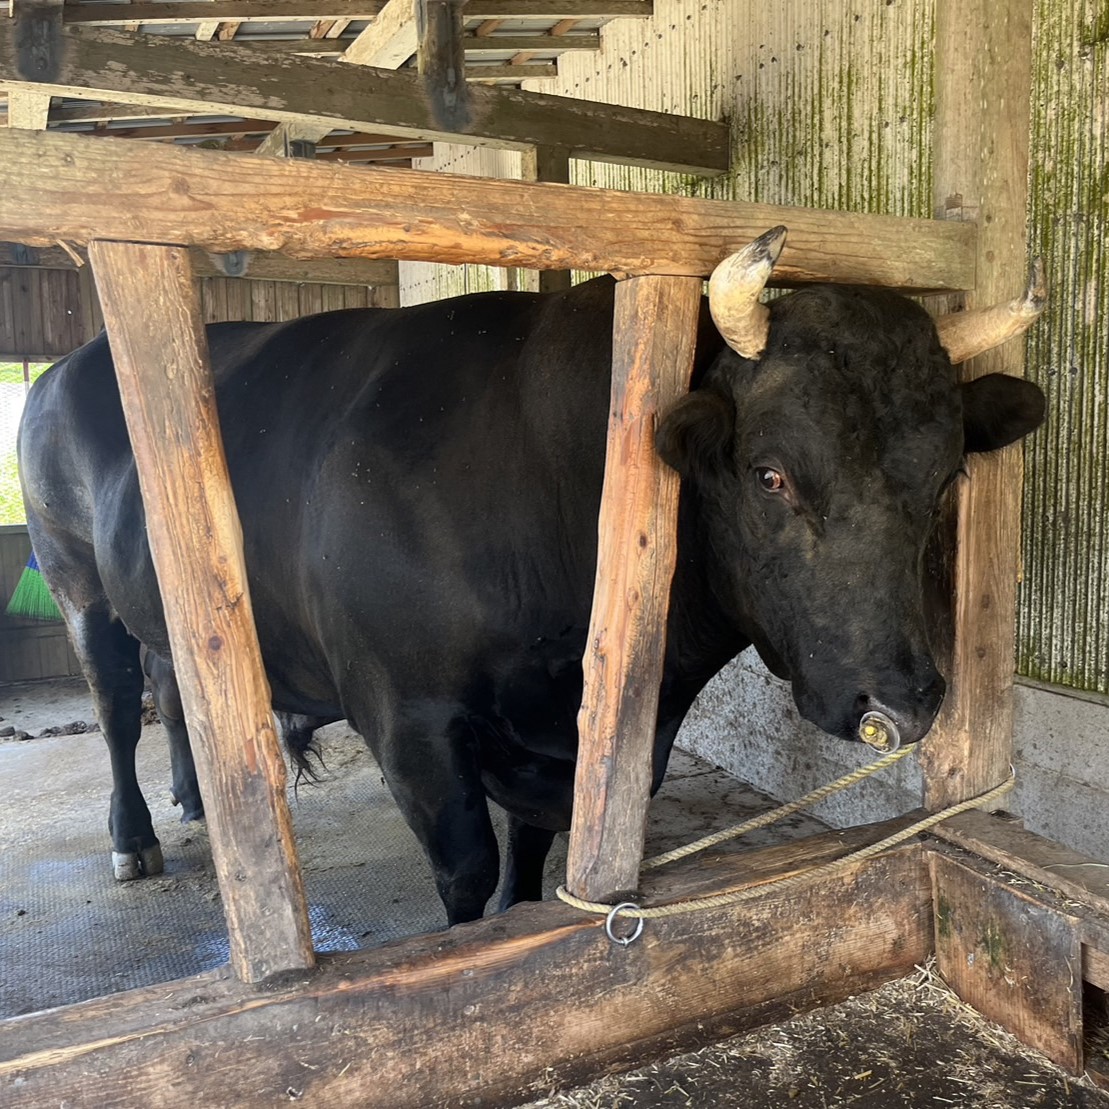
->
[708,225,787,359]
[935,258,1047,365]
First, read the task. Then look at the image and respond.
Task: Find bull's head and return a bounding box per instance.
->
[657,226,1046,747]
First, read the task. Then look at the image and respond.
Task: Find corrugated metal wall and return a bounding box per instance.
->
[1020,0,1109,694]
[403,0,1109,698]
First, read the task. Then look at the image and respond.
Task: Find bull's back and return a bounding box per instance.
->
[18,281,623,707]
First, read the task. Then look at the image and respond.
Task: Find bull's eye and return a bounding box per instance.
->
[755,467,784,493]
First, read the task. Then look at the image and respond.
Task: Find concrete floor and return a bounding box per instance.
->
[4,678,1108,1108]
[0,676,825,1019]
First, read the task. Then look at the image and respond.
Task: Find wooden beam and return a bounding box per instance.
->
[0,239,399,286]
[417,0,471,131]
[47,102,178,124]
[928,809,1109,920]
[253,119,333,156]
[462,31,600,51]
[566,275,701,903]
[7,0,62,130]
[518,142,571,292]
[341,0,417,67]
[88,240,315,982]
[0,129,977,288]
[5,89,51,130]
[930,849,1083,1072]
[468,63,557,82]
[0,26,727,173]
[0,828,930,1107]
[921,0,1036,807]
[66,0,387,24]
[62,0,652,25]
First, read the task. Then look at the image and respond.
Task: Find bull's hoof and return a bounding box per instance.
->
[170,789,205,824]
[112,843,165,881]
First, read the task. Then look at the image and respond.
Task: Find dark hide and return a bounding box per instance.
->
[17,278,1045,924]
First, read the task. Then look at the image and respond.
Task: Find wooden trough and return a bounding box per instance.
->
[2,2,1109,1101]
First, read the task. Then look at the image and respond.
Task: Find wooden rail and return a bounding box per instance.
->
[0,130,976,289]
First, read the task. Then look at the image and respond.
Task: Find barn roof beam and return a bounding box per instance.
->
[0,128,975,291]
[0,27,727,172]
[62,0,652,27]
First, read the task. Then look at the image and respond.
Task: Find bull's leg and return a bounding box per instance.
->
[498,815,557,911]
[141,650,205,823]
[368,714,501,926]
[67,609,162,880]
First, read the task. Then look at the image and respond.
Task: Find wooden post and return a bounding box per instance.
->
[417,0,471,132]
[921,0,1034,808]
[566,274,702,903]
[516,144,573,294]
[89,240,315,982]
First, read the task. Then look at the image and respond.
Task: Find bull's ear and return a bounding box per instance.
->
[961,373,1046,453]
[656,391,735,477]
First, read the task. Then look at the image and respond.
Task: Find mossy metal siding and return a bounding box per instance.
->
[1020,0,1109,694]
[402,0,1107,696]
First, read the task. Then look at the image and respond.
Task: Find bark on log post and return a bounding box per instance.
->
[921,0,1034,808]
[89,239,315,982]
[566,274,702,904]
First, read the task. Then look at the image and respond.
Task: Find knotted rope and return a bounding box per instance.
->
[555,742,1014,929]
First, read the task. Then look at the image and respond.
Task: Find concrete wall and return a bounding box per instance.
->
[676,658,1109,863]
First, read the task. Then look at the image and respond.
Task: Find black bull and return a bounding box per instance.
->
[18,249,1045,925]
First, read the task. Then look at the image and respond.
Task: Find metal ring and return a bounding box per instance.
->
[604,902,645,946]
[858,710,901,753]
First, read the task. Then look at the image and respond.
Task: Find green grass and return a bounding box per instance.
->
[0,451,26,526]
[1,362,51,525]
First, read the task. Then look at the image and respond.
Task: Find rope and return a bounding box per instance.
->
[555,750,1015,923]
[641,741,920,871]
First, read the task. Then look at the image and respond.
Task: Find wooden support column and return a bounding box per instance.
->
[88,240,315,983]
[922,0,1035,808]
[417,0,471,132]
[8,0,63,130]
[566,274,702,903]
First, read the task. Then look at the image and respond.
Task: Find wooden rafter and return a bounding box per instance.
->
[62,0,653,25]
[0,27,728,172]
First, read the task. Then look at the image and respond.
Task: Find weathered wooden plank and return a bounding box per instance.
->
[6,0,61,132]
[930,849,1083,1072]
[0,129,976,288]
[61,0,650,24]
[6,89,51,130]
[520,142,572,293]
[0,830,930,1108]
[341,0,417,66]
[88,240,315,983]
[249,32,600,55]
[566,275,701,903]
[1087,946,1109,993]
[252,119,333,156]
[929,810,1109,920]
[921,0,1036,807]
[0,24,723,172]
